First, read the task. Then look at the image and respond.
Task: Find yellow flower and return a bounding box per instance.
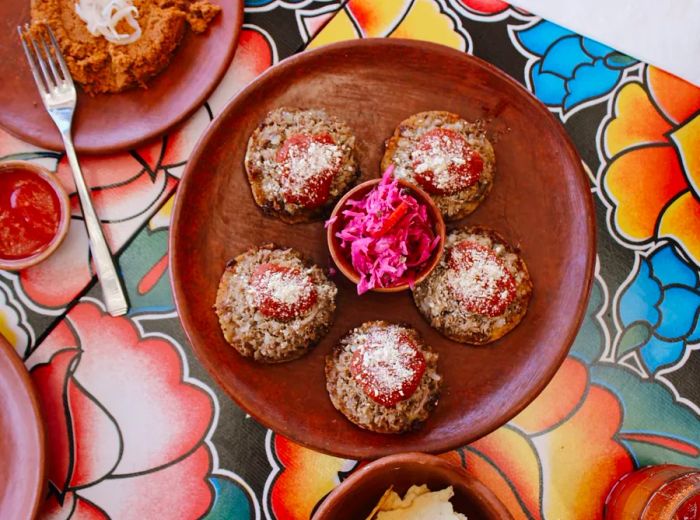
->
[309,0,470,52]
[600,66,700,265]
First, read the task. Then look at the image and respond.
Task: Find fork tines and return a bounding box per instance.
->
[18,23,73,95]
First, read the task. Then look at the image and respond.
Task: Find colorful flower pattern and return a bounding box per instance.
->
[599,65,700,266]
[1,1,699,519]
[512,20,639,119]
[308,0,472,52]
[614,244,700,375]
[28,299,259,519]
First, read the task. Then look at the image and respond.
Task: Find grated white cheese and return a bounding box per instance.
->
[281,141,341,197]
[253,269,313,305]
[412,132,467,190]
[448,242,512,310]
[74,0,142,45]
[354,328,418,396]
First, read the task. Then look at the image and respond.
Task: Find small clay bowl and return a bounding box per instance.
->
[312,452,512,520]
[0,161,70,271]
[327,178,445,293]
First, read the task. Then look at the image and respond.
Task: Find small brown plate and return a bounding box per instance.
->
[0,0,243,154]
[0,335,45,519]
[312,452,512,520]
[170,39,595,459]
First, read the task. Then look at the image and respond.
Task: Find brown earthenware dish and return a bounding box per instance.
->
[169,38,596,459]
[327,178,446,293]
[0,335,45,520]
[312,452,512,520]
[0,0,242,153]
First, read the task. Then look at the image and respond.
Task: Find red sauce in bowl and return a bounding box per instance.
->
[0,167,63,261]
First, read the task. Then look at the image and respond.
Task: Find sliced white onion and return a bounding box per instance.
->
[74,0,142,45]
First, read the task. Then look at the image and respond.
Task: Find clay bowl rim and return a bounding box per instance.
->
[311,452,513,520]
[169,37,597,459]
[326,177,446,293]
[0,160,71,271]
[0,335,46,520]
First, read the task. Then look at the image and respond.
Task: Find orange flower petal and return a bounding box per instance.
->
[511,358,587,434]
[538,386,633,519]
[670,113,700,198]
[603,145,687,241]
[271,436,349,520]
[648,67,700,125]
[604,82,672,158]
[658,191,700,266]
[438,450,464,468]
[470,427,542,518]
[464,448,531,520]
[347,0,413,36]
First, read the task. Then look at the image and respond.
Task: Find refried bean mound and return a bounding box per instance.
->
[30,0,221,95]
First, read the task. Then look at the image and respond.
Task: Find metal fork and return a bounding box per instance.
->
[18,24,128,317]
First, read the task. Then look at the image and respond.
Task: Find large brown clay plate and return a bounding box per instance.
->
[0,336,45,519]
[0,0,242,153]
[170,39,595,459]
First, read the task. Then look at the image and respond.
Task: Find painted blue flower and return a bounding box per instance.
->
[514,21,637,115]
[617,244,700,373]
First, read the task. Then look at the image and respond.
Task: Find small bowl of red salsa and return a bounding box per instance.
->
[0,161,70,271]
[327,166,445,294]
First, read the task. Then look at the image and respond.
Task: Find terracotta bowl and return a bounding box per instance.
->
[327,178,446,293]
[312,452,512,520]
[0,161,70,271]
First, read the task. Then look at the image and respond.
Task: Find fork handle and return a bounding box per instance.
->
[61,132,129,316]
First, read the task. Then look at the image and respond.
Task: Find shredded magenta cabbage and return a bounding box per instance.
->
[332,165,440,294]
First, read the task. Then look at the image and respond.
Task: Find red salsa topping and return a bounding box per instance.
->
[250,262,317,321]
[676,494,700,520]
[447,241,516,317]
[412,127,484,195]
[275,132,341,209]
[0,168,62,261]
[350,329,426,407]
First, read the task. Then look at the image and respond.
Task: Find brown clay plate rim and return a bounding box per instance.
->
[0,335,46,519]
[0,0,243,154]
[170,38,596,459]
[311,452,513,520]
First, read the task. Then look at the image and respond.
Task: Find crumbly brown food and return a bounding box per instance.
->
[244,107,360,223]
[381,111,495,221]
[30,0,221,95]
[214,244,337,363]
[325,321,442,434]
[413,226,532,344]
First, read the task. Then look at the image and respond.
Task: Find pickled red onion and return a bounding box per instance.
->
[332,165,440,294]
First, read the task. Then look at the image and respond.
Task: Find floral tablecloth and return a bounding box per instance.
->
[2,1,699,518]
